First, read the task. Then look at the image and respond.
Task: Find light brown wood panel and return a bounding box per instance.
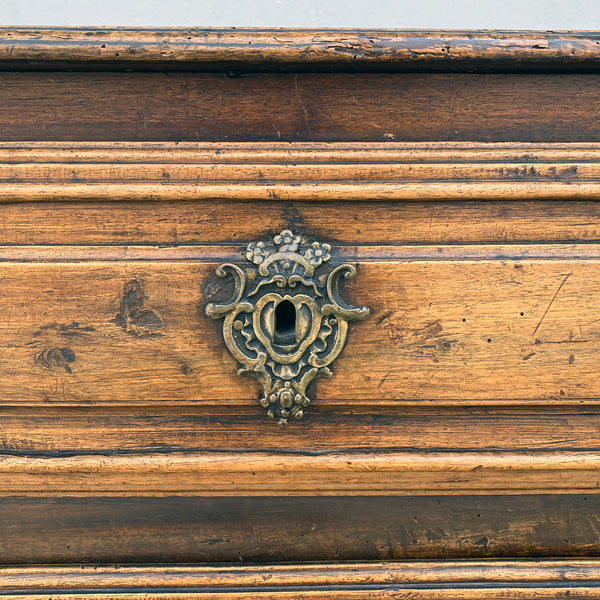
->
[3,449,600,496]
[0,252,599,406]
[8,561,600,589]
[0,589,597,599]
[0,72,599,142]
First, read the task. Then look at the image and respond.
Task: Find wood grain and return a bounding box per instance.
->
[5,199,600,246]
[2,449,600,496]
[8,560,600,588]
[2,496,600,562]
[2,27,600,570]
[0,73,599,142]
[1,28,600,72]
[0,252,598,406]
[3,407,600,453]
[0,142,599,201]
[3,560,600,599]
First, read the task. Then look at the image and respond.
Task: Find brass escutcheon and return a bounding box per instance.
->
[205,230,370,428]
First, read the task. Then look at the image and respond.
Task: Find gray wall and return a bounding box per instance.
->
[0,0,599,29]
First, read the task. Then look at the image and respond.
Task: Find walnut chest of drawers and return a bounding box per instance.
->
[3,27,600,598]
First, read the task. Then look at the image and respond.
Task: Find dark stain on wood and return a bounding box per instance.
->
[113,278,164,338]
[34,347,76,373]
[33,321,95,339]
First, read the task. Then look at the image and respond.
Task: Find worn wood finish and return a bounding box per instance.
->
[2,589,599,599]
[1,28,600,72]
[0,142,599,201]
[0,253,597,406]
[2,496,600,563]
[0,73,600,142]
[4,407,600,452]
[3,28,600,578]
[4,561,600,598]
[3,450,600,496]
[7,199,600,246]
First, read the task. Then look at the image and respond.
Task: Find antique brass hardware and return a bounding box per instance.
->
[206,230,370,428]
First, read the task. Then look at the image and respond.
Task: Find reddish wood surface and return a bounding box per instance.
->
[0,252,597,407]
[0,73,598,141]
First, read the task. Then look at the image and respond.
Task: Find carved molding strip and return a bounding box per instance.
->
[3,560,600,597]
[1,450,600,496]
[0,142,599,201]
[0,28,599,71]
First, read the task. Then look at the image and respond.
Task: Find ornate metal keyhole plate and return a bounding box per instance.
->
[206,230,370,428]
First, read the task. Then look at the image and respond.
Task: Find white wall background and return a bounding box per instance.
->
[0,0,599,29]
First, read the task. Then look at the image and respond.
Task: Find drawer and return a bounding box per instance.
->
[1,141,600,498]
[3,26,600,597]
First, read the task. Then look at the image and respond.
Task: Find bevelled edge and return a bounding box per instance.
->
[3,141,600,202]
[3,560,600,597]
[3,450,600,496]
[0,28,599,72]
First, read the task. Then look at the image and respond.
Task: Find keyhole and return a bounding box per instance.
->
[274,300,296,345]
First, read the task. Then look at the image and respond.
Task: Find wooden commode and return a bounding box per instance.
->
[2,27,600,598]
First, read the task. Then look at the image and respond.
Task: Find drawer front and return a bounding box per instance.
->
[0,142,599,499]
[2,249,595,406]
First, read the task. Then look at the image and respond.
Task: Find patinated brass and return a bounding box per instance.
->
[206,230,370,428]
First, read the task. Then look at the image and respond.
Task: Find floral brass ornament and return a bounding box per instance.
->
[205,230,370,428]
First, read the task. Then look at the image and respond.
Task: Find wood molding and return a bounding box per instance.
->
[0,141,599,201]
[0,28,599,72]
[3,561,600,598]
[0,243,599,262]
[2,450,600,496]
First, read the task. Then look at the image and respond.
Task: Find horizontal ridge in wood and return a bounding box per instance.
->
[3,407,600,453]
[5,199,600,246]
[1,243,600,261]
[4,560,600,598]
[2,450,600,496]
[0,142,600,200]
[0,28,599,72]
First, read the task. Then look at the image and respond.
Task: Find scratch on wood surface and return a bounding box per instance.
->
[377,372,390,388]
[271,120,281,138]
[532,273,572,336]
[137,111,148,133]
[294,74,312,137]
